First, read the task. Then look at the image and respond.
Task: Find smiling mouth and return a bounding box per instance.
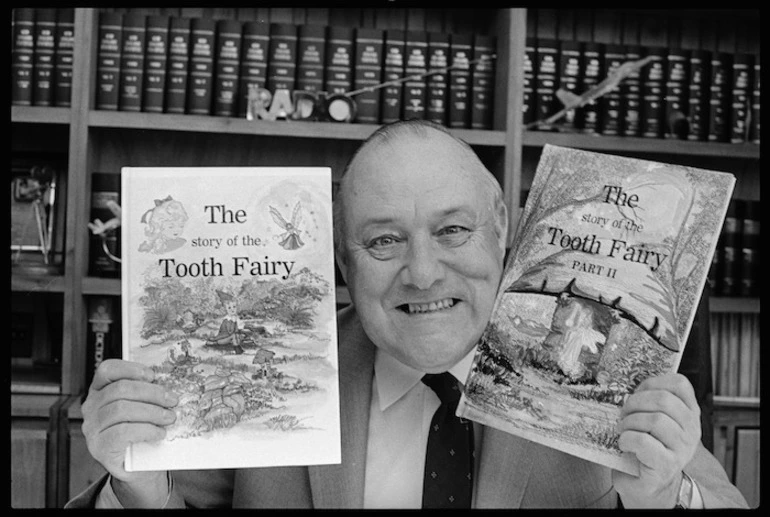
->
[398,298,458,314]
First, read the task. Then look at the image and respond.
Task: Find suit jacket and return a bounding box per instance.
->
[67,305,747,509]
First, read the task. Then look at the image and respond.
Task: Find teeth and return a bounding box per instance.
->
[407,298,455,314]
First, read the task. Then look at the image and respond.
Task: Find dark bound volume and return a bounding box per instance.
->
[719,199,741,296]
[402,30,428,120]
[640,46,665,138]
[576,42,603,133]
[296,25,326,93]
[53,8,75,107]
[95,12,123,111]
[599,44,626,136]
[32,8,57,107]
[187,17,216,115]
[738,200,759,297]
[556,40,582,130]
[325,26,354,95]
[620,45,642,137]
[730,53,754,143]
[522,37,536,125]
[535,38,559,124]
[353,28,384,124]
[448,33,472,128]
[141,15,170,113]
[212,19,242,117]
[426,32,449,125]
[687,50,711,142]
[707,52,732,143]
[11,8,35,106]
[237,21,269,117]
[381,30,406,124]
[664,48,689,139]
[749,55,760,144]
[118,12,147,112]
[89,173,121,278]
[266,23,298,93]
[165,17,191,114]
[471,34,496,130]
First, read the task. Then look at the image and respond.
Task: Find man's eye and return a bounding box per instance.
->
[438,225,469,236]
[369,235,399,248]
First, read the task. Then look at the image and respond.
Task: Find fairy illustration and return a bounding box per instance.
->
[138,195,189,254]
[269,202,305,250]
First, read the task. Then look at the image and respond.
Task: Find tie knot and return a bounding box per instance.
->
[422,372,462,407]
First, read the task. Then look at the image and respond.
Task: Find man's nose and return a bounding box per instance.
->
[400,237,445,290]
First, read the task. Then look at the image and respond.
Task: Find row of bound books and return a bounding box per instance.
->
[523,38,760,144]
[11,8,75,108]
[710,312,759,399]
[708,199,759,298]
[93,12,497,129]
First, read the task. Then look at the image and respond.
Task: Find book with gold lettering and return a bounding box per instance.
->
[457,145,734,475]
[121,167,340,471]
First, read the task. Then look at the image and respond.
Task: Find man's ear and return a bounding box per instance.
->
[495,200,509,257]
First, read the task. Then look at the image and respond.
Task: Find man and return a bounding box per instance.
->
[68,120,747,509]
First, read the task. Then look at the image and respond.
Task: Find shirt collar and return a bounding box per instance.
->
[373,346,478,412]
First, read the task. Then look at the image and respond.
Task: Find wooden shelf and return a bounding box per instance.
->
[714,396,761,409]
[710,297,760,314]
[11,106,71,125]
[82,276,120,296]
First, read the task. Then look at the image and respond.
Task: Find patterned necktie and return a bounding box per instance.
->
[421,372,474,508]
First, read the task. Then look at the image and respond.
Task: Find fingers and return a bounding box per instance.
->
[90,359,155,391]
[97,399,178,432]
[632,373,699,413]
[617,430,676,472]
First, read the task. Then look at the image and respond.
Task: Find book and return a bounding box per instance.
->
[118,12,147,112]
[120,166,341,471]
[187,17,217,115]
[402,30,428,120]
[89,172,121,278]
[522,37,536,125]
[352,27,384,124]
[707,52,732,143]
[324,26,354,95]
[620,45,642,137]
[639,46,665,139]
[266,23,298,94]
[425,32,449,125]
[471,34,496,130]
[32,8,57,107]
[141,15,170,113]
[729,53,754,144]
[237,21,269,118]
[296,25,326,93]
[534,38,559,125]
[457,144,735,475]
[664,48,689,140]
[737,314,754,398]
[687,50,711,142]
[556,40,582,130]
[95,12,123,111]
[448,33,472,128]
[53,8,75,107]
[749,55,760,144]
[212,20,242,117]
[11,8,35,106]
[719,199,741,296]
[738,200,758,297]
[381,30,406,124]
[576,42,603,133]
[598,44,625,137]
[165,17,191,114]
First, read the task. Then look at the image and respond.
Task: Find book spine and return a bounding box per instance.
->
[620,45,642,137]
[471,34,496,130]
[89,173,121,278]
[738,200,758,297]
[186,17,216,115]
[402,30,428,120]
[212,20,242,117]
[425,32,449,125]
[556,40,582,130]
[95,12,123,111]
[165,17,191,114]
[729,53,754,143]
[11,8,35,106]
[237,21,269,118]
[576,42,603,133]
[664,47,689,139]
[118,12,147,112]
[737,314,753,398]
[381,30,406,124]
[534,38,559,124]
[447,33,471,128]
[719,199,741,296]
[325,26,354,95]
[296,25,326,93]
[687,50,711,142]
[707,52,732,143]
[53,8,75,107]
[353,28,384,124]
[599,44,626,136]
[141,15,169,113]
[266,23,298,93]
[749,55,760,144]
[639,46,665,139]
[522,37,536,125]
[32,8,57,107]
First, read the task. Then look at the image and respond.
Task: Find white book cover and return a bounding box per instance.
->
[121,167,340,471]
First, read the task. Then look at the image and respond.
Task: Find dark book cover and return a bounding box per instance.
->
[186,17,216,115]
[639,46,665,139]
[296,24,326,93]
[448,33,472,128]
[738,200,758,297]
[687,50,711,142]
[266,23,298,93]
[471,34,496,130]
[729,53,754,144]
[325,26,354,95]
[556,40,582,130]
[212,19,243,117]
[534,38,559,124]
[719,199,741,296]
[664,48,689,139]
[620,45,642,137]
[576,42,603,134]
[749,55,760,144]
[165,17,191,114]
[425,32,449,125]
[707,52,732,143]
[237,21,269,117]
[95,12,123,111]
[402,30,428,120]
[11,8,35,106]
[599,44,626,136]
[353,27,384,124]
[89,172,121,278]
[141,15,170,113]
[381,30,406,124]
[118,12,147,112]
[522,37,536,125]
[53,8,75,107]
[32,8,56,107]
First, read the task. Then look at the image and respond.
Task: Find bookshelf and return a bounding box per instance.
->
[11,7,759,508]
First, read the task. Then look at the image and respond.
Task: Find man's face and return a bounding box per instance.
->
[338,133,507,373]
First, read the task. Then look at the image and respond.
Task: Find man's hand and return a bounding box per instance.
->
[81,359,179,507]
[612,373,701,508]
